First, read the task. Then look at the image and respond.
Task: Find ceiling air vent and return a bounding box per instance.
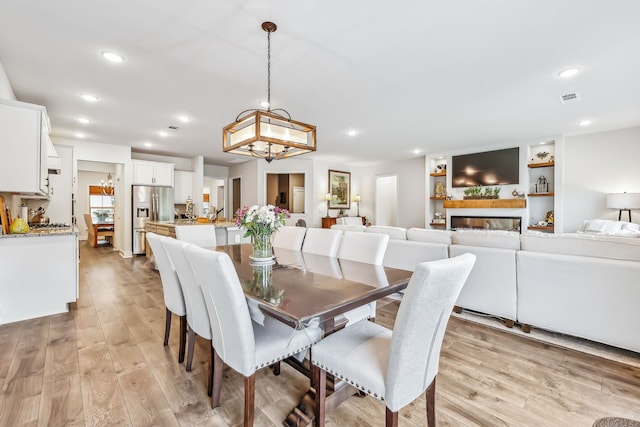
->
[168,125,179,130]
[560,92,580,104]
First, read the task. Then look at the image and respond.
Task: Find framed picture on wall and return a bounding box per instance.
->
[328,170,351,209]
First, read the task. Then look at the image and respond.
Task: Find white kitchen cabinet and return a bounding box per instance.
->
[174,170,194,203]
[132,160,174,186]
[0,99,49,195]
[0,233,78,324]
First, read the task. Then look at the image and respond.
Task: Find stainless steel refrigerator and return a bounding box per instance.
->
[132,185,174,255]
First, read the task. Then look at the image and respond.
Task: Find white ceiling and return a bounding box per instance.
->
[1,1,639,167]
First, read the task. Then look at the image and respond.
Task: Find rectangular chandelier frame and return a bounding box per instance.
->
[222,111,316,160]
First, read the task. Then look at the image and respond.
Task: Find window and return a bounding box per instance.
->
[89,185,115,223]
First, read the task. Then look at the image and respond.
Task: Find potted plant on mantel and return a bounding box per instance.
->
[463,186,501,200]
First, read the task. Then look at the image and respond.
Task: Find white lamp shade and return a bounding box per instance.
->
[606,193,640,209]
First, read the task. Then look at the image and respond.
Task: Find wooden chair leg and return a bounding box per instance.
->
[385,408,399,427]
[314,365,326,427]
[425,377,436,427]
[207,346,214,397]
[270,361,281,376]
[244,374,256,427]
[186,328,196,371]
[211,349,224,409]
[178,315,187,364]
[163,308,171,346]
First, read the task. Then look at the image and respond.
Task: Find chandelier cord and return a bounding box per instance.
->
[267,28,271,112]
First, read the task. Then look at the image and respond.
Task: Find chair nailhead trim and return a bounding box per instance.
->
[311,362,384,401]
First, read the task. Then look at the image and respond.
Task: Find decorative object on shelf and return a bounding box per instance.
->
[511,188,525,199]
[434,164,446,174]
[101,172,114,195]
[434,181,446,197]
[545,210,554,224]
[235,205,290,259]
[462,185,500,200]
[222,21,316,163]
[328,170,351,209]
[536,151,550,161]
[432,212,445,224]
[353,194,361,216]
[535,175,549,193]
[606,192,640,222]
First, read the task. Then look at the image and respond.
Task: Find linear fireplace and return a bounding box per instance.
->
[451,216,522,233]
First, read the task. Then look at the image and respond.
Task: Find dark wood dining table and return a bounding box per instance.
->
[214,244,414,426]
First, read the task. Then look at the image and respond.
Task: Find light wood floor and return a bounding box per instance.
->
[1,242,639,426]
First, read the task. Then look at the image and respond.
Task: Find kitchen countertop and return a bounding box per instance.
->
[146,220,238,228]
[0,226,78,238]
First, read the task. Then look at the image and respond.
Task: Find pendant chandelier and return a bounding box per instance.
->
[101,173,114,195]
[222,21,316,163]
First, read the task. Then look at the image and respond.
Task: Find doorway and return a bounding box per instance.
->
[375,175,398,226]
[232,177,241,219]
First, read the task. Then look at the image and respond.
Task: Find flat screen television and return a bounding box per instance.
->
[451,147,519,187]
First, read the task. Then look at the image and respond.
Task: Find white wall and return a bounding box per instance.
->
[53,137,133,256]
[356,157,425,228]
[0,60,16,101]
[563,126,640,231]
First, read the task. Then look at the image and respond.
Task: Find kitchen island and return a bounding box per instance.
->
[144,220,249,257]
[0,228,78,324]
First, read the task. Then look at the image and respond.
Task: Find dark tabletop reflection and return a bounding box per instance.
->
[215,244,412,327]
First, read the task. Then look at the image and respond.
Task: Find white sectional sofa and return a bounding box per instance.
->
[449,230,520,327]
[347,223,640,353]
[517,232,640,353]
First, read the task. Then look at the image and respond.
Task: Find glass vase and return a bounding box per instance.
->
[252,232,272,259]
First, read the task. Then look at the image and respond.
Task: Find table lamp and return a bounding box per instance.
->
[606,192,640,222]
[353,194,361,217]
[324,193,331,217]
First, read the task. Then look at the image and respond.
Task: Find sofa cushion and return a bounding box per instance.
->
[366,226,407,240]
[383,239,449,272]
[406,228,452,245]
[580,219,640,237]
[520,232,640,262]
[451,229,520,250]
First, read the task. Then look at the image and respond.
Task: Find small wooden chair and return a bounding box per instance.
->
[84,213,114,247]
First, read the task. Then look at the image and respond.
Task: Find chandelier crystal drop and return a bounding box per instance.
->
[222,21,316,163]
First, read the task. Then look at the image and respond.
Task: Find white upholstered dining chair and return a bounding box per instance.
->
[185,244,323,426]
[175,224,217,247]
[311,253,476,427]
[337,231,389,265]
[336,231,390,323]
[271,225,307,251]
[162,238,213,376]
[301,228,343,257]
[145,233,187,363]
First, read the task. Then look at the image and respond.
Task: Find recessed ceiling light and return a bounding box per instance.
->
[158,131,169,137]
[558,67,580,78]
[80,94,99,102]
[101,50,125,63]
[346,129,358,137]
[539,141,546,145]
[78,117,91,124]
[413,149,421,155]
[177,115,191,123]
[578,119,592,126]
[75,132,85,138]
[260,100,270,108]
[143,142,153,148]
